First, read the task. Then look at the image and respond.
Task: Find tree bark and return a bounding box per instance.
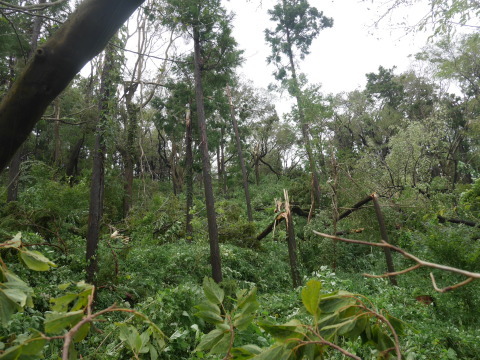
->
[226,85,253,221]
[0,0,145,172]
[185,107,194,240]
[284,190,301,288]
[65,135,84,185]
[193,27,222,283]
[371,193,397,286]
[337,195,373,221]
[85,43,115,285]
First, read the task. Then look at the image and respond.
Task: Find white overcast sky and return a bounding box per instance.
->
[224,0,432,113]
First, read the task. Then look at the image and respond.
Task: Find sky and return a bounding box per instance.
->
[223,0,431,114]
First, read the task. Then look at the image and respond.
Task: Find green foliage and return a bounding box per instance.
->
[195,278,403,359]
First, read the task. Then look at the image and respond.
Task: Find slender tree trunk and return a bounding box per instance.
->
[123,97,138,217]
[193,27,222,283]
[220,125,227,195]
[226,85,253,221]
[185,107,194,240]
[53,99,62,166]
[371,193,397,286]
[6,0,46,201]
[86,43,115,285]
[285,30,321,209]
[284,190,301,288]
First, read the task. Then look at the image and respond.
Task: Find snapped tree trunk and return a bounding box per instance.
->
[193,28,222,283]
[65,135,85,185]
[226,85,253,221]
[85,43,116,285]
[0,0,145,172]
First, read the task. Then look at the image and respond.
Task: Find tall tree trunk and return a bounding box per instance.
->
[185,107,194,240]
[220,125,227,195]
[226,85,253,222]
[86,43,115,285]
[123,93,139,217]
[0,0,145,172]
[285,30,321,209]
[193,27,222,283]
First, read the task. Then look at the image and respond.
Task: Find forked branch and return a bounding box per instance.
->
[313,231,480,292]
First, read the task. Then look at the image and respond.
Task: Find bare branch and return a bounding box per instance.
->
[314,231,480,292]
[0,0,67,11]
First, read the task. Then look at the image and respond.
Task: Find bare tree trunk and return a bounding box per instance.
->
[284,190,301,288]
[123,96,139,217]
[220,125,227,195]
[86,43,116,285]
[185,107,194,240]
[53,99,62,166]
[193,27,222,283]
[372,193,397,286]
[0,0,145,172]
[226,85,253,221]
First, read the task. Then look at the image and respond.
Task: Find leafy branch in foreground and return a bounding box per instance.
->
[0,233,167,359]
[196,277,403,359]
[314,231,480,292]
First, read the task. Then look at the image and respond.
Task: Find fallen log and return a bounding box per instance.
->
[437,215,477,227]
[337,195,373,221]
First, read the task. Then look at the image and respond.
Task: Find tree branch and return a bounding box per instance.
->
[313,231,480,292]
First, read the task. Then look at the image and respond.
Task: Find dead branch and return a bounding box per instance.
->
[313,231,480,292]
[437,215,478,227]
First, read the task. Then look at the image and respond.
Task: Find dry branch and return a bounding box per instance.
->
[313,231,480,292]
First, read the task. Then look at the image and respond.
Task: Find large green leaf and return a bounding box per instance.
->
[50,293,78,312]
[19,250,56,271]
[195,328,226,352]
[230,344,262,359]
[0,332,46,359]
[202,277,224,304]
[195,310,224,324]
[258,319,304,341]
[250,345,292,360]
[44,311,84,334]
[318,291,356,314]
[301,279,322,317]
[209,333,231,355]
[0,291,22,326]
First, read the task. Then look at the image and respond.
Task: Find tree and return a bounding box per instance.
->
[85,41,119,285]
[0,0,145,173]
[162,0,242,283]
[265,0,332,209]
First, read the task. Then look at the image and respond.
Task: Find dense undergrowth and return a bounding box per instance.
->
[1,165,480,359]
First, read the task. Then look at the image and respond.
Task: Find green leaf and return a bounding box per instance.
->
[202,277,224,304]
[250,345,292,360]
[195,310,224,324]
[44,311,84,334]
[258,320,304,341]
[0,331,46,359]
[195,328,226,352]
[234,314,254,330]
[19,250,56,271]
[209,333,231,355]
[73,322,91,343]
[319,291,355,314]
[3,233,22,249]
[301,279,322,317]
[195,301,221,316]
[237,287,258,309]
[230,344,262,359]
[50,293,78,312]
[386,314,404,336]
